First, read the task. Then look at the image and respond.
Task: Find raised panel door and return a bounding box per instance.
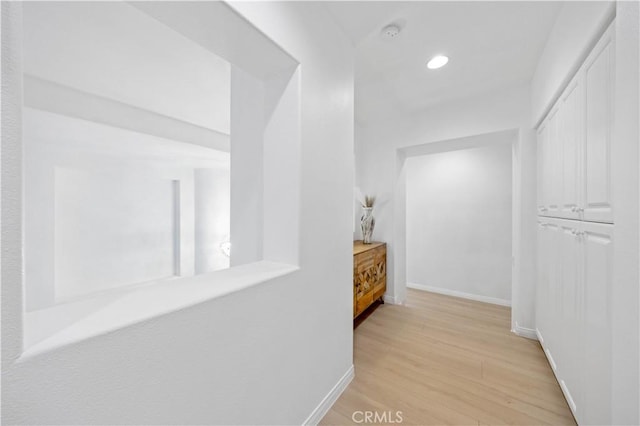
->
[546,108,562,217]
[583,29,614,223]
[560,76,583,220]
[544,220,563,368]
[557,220,583,418]
[536,221,549,337]
[537,125,549,215]
[581,221,613,425]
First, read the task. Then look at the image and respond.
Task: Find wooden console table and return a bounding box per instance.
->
[353,241,386,318]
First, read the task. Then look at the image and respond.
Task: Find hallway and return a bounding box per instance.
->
[321,289,576,425]
[3,2,639,423]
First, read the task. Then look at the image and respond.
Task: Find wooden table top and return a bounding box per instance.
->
[353,240,385,255]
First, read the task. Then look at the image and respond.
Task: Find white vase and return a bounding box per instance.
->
[361,207,375,244]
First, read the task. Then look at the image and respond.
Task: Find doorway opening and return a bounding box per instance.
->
[394,129,519,325]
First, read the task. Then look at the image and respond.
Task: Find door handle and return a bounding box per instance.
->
[571,229,585,239]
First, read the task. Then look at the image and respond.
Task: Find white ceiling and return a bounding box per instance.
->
[325,1,563,125]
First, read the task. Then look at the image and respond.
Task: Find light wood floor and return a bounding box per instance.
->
[321,289,576,425]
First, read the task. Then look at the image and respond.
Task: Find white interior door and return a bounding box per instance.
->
[560,75,583,220]
[536,220,551,337]
[581,221,613,425]
[545,221,563,367]
[558,221,583,418]
[546,108,562,218]
[583,27,614,223]
[537,125,549,215]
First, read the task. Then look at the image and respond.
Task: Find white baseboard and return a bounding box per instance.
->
[512,323,538,340]
[537,331,577,418]
[383,294,399,305]
[303,364,354,426]
[407,283,511,307]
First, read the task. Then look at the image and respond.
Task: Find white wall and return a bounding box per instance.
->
[229,65,265,266]
[356,84,536,331]
[406,143,512,303]
[23,107,231,313]
[22,1,231,134]
[2,2,354,425]
[531,1,615,125]
[20,0,233,340]
[195,168,231,274]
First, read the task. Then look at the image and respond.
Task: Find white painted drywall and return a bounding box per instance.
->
[194,168,231,274]
[531,1,615,125]
[54,168,176,300]
[262,66,301,265]
[611,2,640,423]
[406,144,512,303]
[230,65,264,266]
[355,85,536,329]
[230,62,301,268]
[23,75,230,153]
[22,107,231,337]
[22,1,231,134]
[2,2,354,425]
[20,0,233,316]
[1,0,25,370]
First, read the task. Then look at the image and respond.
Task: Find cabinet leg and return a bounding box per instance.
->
[380,297,384,304]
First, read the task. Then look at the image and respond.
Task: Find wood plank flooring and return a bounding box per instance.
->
[321,289,576,425]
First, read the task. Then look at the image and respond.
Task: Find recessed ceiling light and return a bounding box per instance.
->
[427,55,449,69]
